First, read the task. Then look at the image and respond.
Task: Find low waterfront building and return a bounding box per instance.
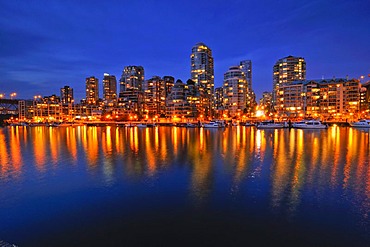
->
[276,78,361,120]
[32,94,62,122]
[360,81,370,117]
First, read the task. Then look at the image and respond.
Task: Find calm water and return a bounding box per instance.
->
[0,126,369,246]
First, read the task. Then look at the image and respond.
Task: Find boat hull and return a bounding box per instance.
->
[293,125,327,129]
[349,123,370,128]
[292,120,327,129]
[256,124,285,129]
[203,125,221,128]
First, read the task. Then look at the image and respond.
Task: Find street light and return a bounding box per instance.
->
[34,95,41,100]
[0,93,4,99]
[10,92,17,99]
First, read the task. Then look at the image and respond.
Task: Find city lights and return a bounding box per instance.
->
[0,45,369,125]
[10,92,17,99]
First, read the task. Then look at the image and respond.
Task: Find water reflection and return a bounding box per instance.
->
[0,129,10,178]
[0,126,369,227]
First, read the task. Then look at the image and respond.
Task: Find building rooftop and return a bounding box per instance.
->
[289,78,359,85]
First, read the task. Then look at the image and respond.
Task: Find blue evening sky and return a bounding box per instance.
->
[0,0,369,100]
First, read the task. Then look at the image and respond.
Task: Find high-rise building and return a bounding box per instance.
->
[240,60,252,89]
[85,76,99,105]
[163,76,175,99]
[60,85,74,120]
[260,91,273,112]
[102,73,117,107]
[119,66,144,93]
[143,76,166,117]
[273,56,306,106]
[185,79,201,118]
[190,42,214,118]
[223,66,247,117]
[118,66,144,116]
[60,85,74,105]
[240,59,257,114]
[191,42,214,90]
[166,79,188,118]
[214,87,224,118]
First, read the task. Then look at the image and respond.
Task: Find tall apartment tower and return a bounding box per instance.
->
[118,66,145,116]
[272,55,306,106]
[190,42,215,118]
[143,76,166,117]
[60,85,74,105]
[163,76,175,99]
[166,79,188,118]
[240,60,252,89]
[240,59,256,114]
[223,66,247,117]
[214,87,224,118]
[119,66,144,93]
[85,76,99,105]
[103,73,117,107]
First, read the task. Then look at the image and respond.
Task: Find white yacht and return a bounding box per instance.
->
[349,119,370,128]
[292,120,327,129]
[256,120,288,129]
[203,121,223,128]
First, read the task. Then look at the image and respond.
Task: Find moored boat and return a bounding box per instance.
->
[244,122,255,127]
[349,119,370,128]
[47,122,60,127]
[203,121,223,128]
[9,122,29,127]
[58,122,83,127]
[57,122,71,127]
[186,122,198,128]
[292,120,327,129]
[256,120,287,129]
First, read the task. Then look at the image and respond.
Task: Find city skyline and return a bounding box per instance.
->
[0,0,369,100]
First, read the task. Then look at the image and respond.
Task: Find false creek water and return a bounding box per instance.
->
[0,125,369,246]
